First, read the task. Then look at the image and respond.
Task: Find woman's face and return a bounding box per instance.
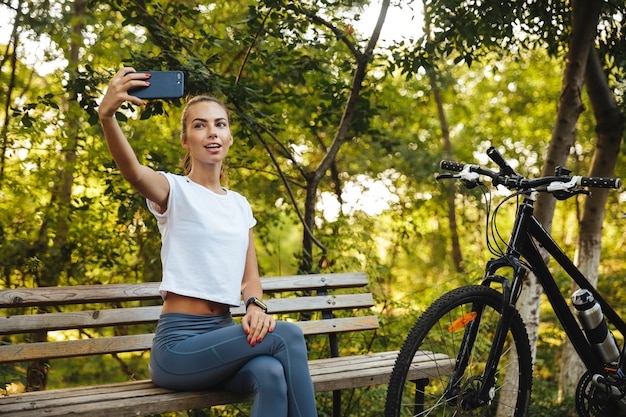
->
[182,101,233,168]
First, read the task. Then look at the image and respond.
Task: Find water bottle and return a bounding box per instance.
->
[571,288,620,364]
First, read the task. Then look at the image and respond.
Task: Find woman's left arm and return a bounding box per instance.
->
[241,229,276,346]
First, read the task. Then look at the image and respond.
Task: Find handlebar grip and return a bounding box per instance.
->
[440,160,465,172]
[580,177,622,189]
[486,146,516,175]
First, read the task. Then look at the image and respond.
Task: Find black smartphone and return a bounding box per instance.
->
[128,71,185,99]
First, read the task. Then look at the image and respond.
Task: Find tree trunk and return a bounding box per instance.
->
[429,69,463,272]
[505,0,602,410]
[558,47,625,399]
[298,0,390,273]
[0,2,23,188]
[26,0,87,391]
[517,0,600,353]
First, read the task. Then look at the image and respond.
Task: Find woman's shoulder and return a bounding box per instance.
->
[225,188,250,203]
[159,171,184,180]
[157,172,188,186]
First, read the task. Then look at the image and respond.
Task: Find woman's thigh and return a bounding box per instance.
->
[150,320,306,390]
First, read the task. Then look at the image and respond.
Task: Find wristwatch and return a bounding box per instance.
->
[245,296,268,313]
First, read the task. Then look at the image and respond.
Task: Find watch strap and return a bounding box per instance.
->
[245,296,267,313]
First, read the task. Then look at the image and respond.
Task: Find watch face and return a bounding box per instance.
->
[255,298,267,311]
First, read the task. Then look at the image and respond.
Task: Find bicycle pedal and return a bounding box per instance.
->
[592,374,625,398]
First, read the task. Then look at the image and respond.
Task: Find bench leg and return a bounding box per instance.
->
[412,378,429,416]
[321,303,342,417]
[333,390,341,417]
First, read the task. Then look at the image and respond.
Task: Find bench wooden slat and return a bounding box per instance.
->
[262,272,368,292]
[0,350,454,417]
[309,351,454,391]
[0,283,161,308]
[0,272,367,308]
[0,334,155,363]
[0,306,156,335]
[0,316,379,363]
[0,294,374,335]
[295,315,379,335]
[0,305,163,335]
[235,293,375,316]
[0,381,253,417]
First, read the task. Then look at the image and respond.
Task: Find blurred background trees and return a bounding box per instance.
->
[1,0,625,415]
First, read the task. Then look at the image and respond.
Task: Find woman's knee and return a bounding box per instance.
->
[274,321,305,344]
[248,356,287,394]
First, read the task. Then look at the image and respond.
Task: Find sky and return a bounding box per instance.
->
[358,0,424,45]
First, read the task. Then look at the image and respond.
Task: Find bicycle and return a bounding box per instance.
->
[384,146,624,417]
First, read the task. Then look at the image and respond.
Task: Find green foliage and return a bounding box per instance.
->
[528,393,577,417]
[0,360,28,395]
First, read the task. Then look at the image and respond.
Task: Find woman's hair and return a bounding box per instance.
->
[180,95,229,182]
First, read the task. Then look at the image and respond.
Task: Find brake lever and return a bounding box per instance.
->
[436,173,482,189]
[552,189,591,200]
[436,173,457,181]
[437,168,482,189]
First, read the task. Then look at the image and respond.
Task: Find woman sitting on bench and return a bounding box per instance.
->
[97,68,318,417]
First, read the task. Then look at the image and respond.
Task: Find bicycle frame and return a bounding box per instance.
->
[473,192,626,404]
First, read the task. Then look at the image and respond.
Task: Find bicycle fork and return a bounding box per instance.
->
[445,260,525,410]
[445,297,517,410]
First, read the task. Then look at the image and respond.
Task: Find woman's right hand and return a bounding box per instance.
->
[98,67,150,119]
[97,67,170,208]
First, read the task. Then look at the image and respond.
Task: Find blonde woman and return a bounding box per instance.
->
[98,68,318,417]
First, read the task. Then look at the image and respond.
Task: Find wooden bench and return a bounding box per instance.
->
[0,272,449,417]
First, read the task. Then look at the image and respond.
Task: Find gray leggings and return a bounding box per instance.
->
[149,312,318,417]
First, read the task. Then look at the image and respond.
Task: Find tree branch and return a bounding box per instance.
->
[284,3,362,60]
[236,8,273,86]
[314,0,390,185]
[250,126,327,256]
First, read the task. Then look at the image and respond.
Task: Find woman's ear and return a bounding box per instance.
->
[180,135,189,149]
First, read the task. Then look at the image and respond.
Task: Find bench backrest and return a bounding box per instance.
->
[0,272,377,364]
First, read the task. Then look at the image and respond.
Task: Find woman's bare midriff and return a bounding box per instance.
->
[161,292,229,315]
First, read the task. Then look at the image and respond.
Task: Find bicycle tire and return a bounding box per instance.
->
[385,285,533,417]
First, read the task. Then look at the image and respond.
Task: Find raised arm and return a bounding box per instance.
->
[98,67,170,210]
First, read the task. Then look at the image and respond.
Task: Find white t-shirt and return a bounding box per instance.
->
[147,172,257,306]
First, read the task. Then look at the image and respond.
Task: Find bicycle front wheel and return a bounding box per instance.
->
[385,285,532,417]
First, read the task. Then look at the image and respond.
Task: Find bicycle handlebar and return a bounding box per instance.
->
[439,147,622,193]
